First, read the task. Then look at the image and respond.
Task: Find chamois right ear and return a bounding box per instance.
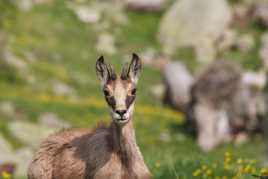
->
[96,56,116,85]
[121,53,142,84]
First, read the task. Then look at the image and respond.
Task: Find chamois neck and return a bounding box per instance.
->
[110,118,139,173]
[111,119,136,151]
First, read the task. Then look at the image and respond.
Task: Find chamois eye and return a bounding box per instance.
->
[103,89,110,96]
[131,88,137,95]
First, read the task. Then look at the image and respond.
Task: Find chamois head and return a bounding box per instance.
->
[96,53,142,125]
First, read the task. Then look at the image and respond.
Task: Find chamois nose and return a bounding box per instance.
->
[115,110,127,117]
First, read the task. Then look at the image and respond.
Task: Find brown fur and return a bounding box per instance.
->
[28,54,151,179]
[28,120,151,179]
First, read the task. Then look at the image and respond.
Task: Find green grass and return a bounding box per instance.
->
[0,1,267,178]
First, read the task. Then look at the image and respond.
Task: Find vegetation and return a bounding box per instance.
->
[0,0,267,178]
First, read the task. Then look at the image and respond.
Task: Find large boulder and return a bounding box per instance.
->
[191,60,242,107]
[8,121,55,149]
[0,135,14,162]
[189,60,266,151]
[158,0,231,64]
[38,112,71,129]
[14,147,33,177]
[0,135,33,178]
[163,61,193,111]
[194,102,231,152]
[190,60,241,151]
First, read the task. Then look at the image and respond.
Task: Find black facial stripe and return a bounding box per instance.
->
[105,96,116,110]
[103,90,110,96]
[126,95,135,108]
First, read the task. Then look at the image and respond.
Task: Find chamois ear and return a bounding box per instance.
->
[121,53,142,84]
[96,56,116,85]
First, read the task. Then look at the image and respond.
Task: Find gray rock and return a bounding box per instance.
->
[0,135,13,162]
[242,71,266,90]
[241,71,266,129]
[8,121,55,149]
[52,81,75,96]
[0,135,34,177]
[38,112,71,129]
[195,103,231,152]
[158,0,231,62]
[0,101,15,117]
[139,47,158,66]
[3,49,28,71]
[12,0,52,11]
[13,0,33,11]
[103,3,128,25]
[71,5,101,24]
[125,0,167,12]
[191,60,242,106]
[189,60,240,151]
[189,60,265,151]
[163,61,193,111]
[194,39,216,66]
[150,84,165,100]
[1,48,32,83]
[0,146,34,177]
[14,147,33,177]
[96,33,117,55]
[0,137,18,177]
[33,0,52,4]
[69,2,128,26]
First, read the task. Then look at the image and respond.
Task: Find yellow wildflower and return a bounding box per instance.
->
[202,165,208,170]
[224,152,231,157]
[206,169,212,176]
[155,161,161,168]
[1,171,11,179]
[192,169,202,177]
[260,167,268,176]
[244,164,253,173]
[212,163,218,168]
[224,163,230,170]
[236,158,243,164]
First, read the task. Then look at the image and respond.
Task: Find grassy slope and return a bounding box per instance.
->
[0,1,266,178]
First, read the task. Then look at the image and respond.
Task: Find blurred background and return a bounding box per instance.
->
[1,0,268,178]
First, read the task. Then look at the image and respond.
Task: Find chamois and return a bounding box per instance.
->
[28,54,151,179]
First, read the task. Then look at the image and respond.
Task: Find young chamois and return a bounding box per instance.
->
[27,54,151,179]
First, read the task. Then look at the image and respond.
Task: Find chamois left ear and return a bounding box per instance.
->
[96,56,116,86]
[121,53,142,83]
